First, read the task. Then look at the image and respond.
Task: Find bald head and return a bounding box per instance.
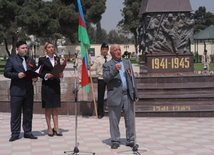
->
[110,44,122,61]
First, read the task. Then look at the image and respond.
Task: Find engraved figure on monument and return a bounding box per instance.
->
[175,13,186,35]
[178,13,195,51]
[147,14,162,38]
[136,22,146,53]
[138,0,194,54]
[145,15,154,53]
[186,13,195,44]
[151,30,171,53]
[174,13,187,50]
[146,14,163,53]
[161,13,179,53]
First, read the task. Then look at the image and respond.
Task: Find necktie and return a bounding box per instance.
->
[22,57,27,71]
[104,56,107,63]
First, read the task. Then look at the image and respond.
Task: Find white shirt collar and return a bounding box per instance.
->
[45,54,56,59]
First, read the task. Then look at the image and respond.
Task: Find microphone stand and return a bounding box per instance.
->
[118,67,147,155]
[64,53,95,155]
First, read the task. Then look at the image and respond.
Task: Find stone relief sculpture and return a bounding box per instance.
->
[138,12,194,54]
[179,13,195,51]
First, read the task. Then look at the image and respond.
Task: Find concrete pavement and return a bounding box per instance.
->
[1,113,214,155]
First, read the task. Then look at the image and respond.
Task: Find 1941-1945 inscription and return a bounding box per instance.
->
[147,54,194,73]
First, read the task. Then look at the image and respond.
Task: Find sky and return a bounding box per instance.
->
[101,0,214,33]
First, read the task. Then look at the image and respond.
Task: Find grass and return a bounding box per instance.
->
[194,63,214,71]
[0,60,6,74]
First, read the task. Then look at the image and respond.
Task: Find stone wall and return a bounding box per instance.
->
[0,77,97,116]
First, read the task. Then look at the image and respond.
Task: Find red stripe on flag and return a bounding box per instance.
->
[81,59,89,87]
[78,13,86,28]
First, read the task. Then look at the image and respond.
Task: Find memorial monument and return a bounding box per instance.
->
[138,0,194,73]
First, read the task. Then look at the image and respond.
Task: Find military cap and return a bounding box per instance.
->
[101,42,109,49]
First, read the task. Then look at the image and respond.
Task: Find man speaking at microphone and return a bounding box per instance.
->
[103,44,139,149]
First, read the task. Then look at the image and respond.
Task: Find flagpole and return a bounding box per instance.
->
[85,45,98,118]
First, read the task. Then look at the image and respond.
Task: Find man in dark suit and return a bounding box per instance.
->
[4,41,38,142]
[103,44,139,149]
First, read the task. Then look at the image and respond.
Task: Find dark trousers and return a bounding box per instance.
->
[98,79,107,116]
[10,95,34,137]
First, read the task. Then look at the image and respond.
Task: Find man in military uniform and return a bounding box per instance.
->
[89,42,111,118]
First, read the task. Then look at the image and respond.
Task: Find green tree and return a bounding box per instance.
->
[0,0,107,56]
[82,0,106,44]
[0,0,20,56]
[87,26,108,44]
[100,29,108,43]
[194,6,214,33]
[0,0,49,56]
[87,26,96,44]
[53,0,107,43]
[108,30,121,44]
[107,30,128,44]
[53,0,78,43]
[117,0,142,53]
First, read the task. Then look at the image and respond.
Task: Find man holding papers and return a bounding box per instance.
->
[4,40,38,142]
[23,65,44,81]
[38,42,64,137]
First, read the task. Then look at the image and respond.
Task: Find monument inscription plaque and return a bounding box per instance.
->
[147,54,194,73]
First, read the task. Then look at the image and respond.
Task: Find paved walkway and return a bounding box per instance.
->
[1,112,214,155]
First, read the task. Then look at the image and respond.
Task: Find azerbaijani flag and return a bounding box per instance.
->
[77,0,90,92]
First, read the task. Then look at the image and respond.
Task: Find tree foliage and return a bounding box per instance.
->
[79,0,107,44]
[117,0,142,53]
[0,0,21,55]
[0,0,133,55]
[194,6,214,34]
[17,0,60,37]
[0,0,107,56]
[107,30,130,44]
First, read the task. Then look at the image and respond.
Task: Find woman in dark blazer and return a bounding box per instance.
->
[38,42,63,136]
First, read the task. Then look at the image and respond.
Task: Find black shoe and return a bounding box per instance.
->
[53,128,63,136]
[98,115,104,119]
[111,143,120,149]
[47,128,54,137]
[9,136,19,142]
[24,134,38,139]
[48,133,54,137]
[126,141,134,147]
